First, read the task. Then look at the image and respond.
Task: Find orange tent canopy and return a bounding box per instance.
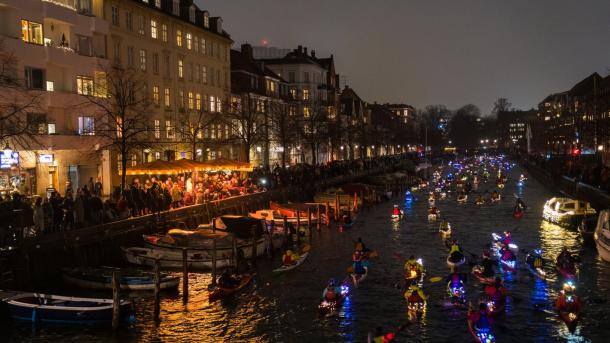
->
[125,158,252,175]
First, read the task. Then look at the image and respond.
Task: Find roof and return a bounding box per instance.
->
[230,50,284,80]
[569,72,602,97]
[130,0,231,40]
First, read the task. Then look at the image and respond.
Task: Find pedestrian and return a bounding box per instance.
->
[33,197,44,235]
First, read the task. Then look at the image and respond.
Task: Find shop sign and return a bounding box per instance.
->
[0,152,19,169]
[39,154,54,163]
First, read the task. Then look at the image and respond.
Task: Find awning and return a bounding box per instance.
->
[125,158,252,175]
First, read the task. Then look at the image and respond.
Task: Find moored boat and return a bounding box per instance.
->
[543,197,596,228]
[122,247,233,270]
[594,210,610,262]
[4,293,133,324]
[62,267,179,291]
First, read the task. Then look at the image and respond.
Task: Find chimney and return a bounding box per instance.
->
[304,47,308,56]
[241,43,253,60]
[297,45,303,54]
[311,50,316,58]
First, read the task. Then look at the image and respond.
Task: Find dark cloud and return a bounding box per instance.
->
[198,0,610,114]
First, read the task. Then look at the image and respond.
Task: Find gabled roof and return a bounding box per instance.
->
[569,72,602,97]
[230,50,284,81]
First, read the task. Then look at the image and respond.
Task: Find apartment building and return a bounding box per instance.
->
[104,0,232,187]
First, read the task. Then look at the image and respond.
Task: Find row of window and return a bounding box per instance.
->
[151,85,224,112]
[110,5,224,61]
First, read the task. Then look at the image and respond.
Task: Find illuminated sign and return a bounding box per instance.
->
[39,154,54,163]
[0,152,19,169]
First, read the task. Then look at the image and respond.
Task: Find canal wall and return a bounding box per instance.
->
[9,165,418,288]
[522,161,610,211]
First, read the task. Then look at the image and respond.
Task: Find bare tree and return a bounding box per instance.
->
[82,65,152,192]
[300,94,328,165]
[492,98,512,117]
[268,101,297,168]
[0,39,43,149]
[176,106,219,161]
[223,93,265,163]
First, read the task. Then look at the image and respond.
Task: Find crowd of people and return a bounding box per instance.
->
[0,154,416,245]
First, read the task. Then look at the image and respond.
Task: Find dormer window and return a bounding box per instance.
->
[172,0,180,16]
[189,6,196,23]
[203,12,209,28]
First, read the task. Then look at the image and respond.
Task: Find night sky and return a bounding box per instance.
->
[199,0,610,114]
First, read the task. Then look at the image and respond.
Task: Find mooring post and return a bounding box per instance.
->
[153,259,161,321]
[182,248,189,304]
[212,239,217,285]
[112,271,121,330]
[307,207,312,238]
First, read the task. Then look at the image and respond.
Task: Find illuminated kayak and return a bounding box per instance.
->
[406,300,425,322]
[208,274,253,302]
[447,281,466,306]
[491,233,519,255]
[526,263,546,280]
[318,283,350,317]
[439,223,452,238]
[499,257,517,273]
[472,265,495,285]
[467,314,496,343]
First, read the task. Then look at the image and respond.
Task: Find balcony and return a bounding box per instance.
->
[44,45,107,71]
[42,0,107,34]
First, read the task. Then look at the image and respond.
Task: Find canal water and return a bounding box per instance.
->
[3,165,610,342]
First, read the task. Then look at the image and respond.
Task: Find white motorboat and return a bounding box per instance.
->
[542,197,596,227]
[594,210,610,262]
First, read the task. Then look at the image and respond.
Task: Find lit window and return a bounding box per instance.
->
[46,81,54,91]
[178,59,184,78]
[164,88,171,107]
[166,120,175,139]
[303,89,309,100]
[186,33,192,50]
[116,117,123,138]
[162,24,168,42]
[209,96,216,112]
[289,88,296,99]
[154,119,160,139]
[202,66,208,84]
[48,123,56,134]
[304,106,310,117]
[139,49,147,71]
[76,76,94,95]
[188,92,194,109]
[203,13,209,28]
[195,93,201,110]
[201,38,206,54]
[176,29,182,47]
[150,20,158,39]
[153,85,159,105]
[78,116,95,135]
[21,20,43,45]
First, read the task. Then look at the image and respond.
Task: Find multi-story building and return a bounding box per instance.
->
[496,109,537,152]
[256,45,339,164]
[230,44,290,167]
[0,0,110,195]
[0,0,231,196]
[339,85,368,159]
[103,0,232,186]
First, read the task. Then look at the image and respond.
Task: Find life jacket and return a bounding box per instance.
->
[450,273,461,286]
[533,257,543,268]
[325,287,336,301]
[450,244,461,254]
[282,254,293,265]
[475,312,491,331]
[354,261,365,274]
[392,208,400,215]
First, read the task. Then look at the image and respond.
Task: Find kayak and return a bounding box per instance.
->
[491,233,519,255]
[558,309,579,332]
[491,196,501,203]
[447,253,466,268]
[351,266,368,287]
[472,266,495,285]
[208,274,253,302]
[428,213,438,222]
[556,262,578,280]
[447,282,466,306]
[499,258,517,273]
[273,252,309,273]
[318,283,350,317]
[476,200,484,206]
[439,227,452,239]
[391,214,402,222]
[468,318,496,343]
[457,195,468,204]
